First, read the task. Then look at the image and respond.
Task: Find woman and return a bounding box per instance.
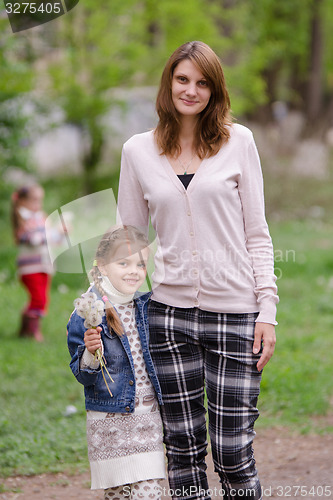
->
[117,41,278,500]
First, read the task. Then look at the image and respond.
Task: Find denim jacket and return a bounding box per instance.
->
[67,289,163,413]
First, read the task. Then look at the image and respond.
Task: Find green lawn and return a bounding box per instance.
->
[0,173,333,477]
[259,220,333,431]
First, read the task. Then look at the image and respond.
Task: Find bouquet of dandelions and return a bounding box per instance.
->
[74,292,114,397]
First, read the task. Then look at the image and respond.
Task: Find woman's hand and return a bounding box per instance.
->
[84,326,102,354]
[253,322,276,372]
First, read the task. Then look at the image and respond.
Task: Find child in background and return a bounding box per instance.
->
[67,226,165,500]
[11,184,56,341]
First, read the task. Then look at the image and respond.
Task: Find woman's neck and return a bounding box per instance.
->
[177,115,198,155]
[178,115,197,142]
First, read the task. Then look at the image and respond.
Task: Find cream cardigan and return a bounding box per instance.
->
[117,124,278,325]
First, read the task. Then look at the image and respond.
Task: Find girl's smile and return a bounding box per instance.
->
[99,246,149,295]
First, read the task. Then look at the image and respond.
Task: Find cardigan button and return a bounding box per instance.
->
[129,380,134,386]
[125,406,130,412]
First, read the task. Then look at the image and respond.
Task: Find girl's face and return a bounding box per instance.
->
[171,59,211,118]
[99,245,149,295]
[20,186,44,212]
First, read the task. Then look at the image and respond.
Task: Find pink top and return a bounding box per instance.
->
[117,124,279,325]
[16,207,54,276]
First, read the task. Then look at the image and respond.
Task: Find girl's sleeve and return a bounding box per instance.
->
[17,223,46,246]
[117,143,149,233]
[238,133,279,325]
[67,312,101,386]
[80,344,103,370]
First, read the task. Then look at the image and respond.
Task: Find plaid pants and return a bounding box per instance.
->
[148,301,263,500]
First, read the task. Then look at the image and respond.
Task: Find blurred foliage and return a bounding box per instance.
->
[0,18,33,174]
[44,0,226,190]
[1,0,333,182]
[0,98,30,174]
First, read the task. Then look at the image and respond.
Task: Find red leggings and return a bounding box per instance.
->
[20,273,51,316]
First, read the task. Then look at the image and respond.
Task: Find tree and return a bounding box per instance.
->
[45,0,225,191]
[231,0,332,127]
[306,0,324,122]
[0,21,34,176]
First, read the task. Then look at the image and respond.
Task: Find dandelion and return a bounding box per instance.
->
[74,292,114,397]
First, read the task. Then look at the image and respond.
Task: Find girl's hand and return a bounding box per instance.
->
[253,322,276,372]
[84,326,102,354]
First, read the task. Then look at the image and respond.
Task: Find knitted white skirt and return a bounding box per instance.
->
[86,392,166,490]
[86,301,166,490]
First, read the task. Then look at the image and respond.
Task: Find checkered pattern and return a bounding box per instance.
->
[148,301,263,500]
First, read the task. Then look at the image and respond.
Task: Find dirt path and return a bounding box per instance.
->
[1,429,332,499]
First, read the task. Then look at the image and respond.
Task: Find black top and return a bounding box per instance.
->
[178,173,195,190]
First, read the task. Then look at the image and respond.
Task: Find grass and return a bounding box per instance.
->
[0,173,119,478]
[0,273,90,478]
[0,166,333,477]
[258,219,333,431]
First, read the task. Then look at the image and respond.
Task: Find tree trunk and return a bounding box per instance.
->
[306,0,323,123]
[83,122,104,194]
[252,62,282,124]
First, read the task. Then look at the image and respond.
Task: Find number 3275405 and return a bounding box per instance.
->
[5,3,62,14]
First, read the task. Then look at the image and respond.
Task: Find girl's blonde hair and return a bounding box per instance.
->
[154,41,232,159]
[89,226,149,337]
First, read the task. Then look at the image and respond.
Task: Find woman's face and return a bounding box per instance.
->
[171,59,212,118]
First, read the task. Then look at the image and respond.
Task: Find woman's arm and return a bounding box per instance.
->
[253,322,276,371]
[238,132,279,327]
[237,131,279,369]
[117,143,149,232]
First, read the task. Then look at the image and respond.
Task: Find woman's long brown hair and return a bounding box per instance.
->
[154,41,232,159]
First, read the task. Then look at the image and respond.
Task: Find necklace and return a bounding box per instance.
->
[176,154,195,175]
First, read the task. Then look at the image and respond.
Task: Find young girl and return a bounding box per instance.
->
[67,226,165,500]
[11,184,55,341]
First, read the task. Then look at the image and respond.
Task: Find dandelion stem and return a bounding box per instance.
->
[74,293,115,398]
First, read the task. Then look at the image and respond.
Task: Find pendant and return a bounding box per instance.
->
[176,153,195,176]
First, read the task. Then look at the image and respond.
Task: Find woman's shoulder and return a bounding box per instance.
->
[229,122,254,142]
[123,130,155,152]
